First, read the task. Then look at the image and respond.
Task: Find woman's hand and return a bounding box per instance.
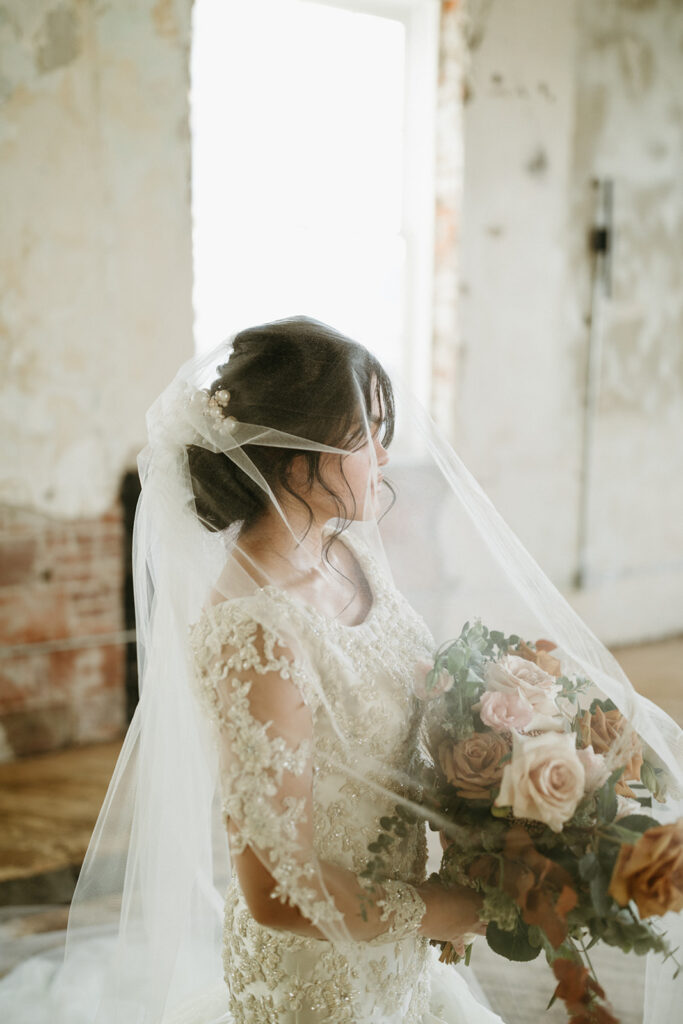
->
[416,876,487,944]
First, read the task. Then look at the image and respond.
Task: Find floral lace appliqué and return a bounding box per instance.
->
[188,533,436,1022]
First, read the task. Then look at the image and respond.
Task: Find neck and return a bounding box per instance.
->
[238,503,331,573]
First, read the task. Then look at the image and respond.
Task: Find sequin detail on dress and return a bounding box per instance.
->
[188,532,436,1023]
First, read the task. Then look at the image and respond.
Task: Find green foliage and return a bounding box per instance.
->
[578,851,599,882]
[588,907,668,955]
[556,673,590,704]
[608,813,659,839]
[589,696,618,715]
[361,803,422,884]
[595,768,623,823]
[481,889,519,931]
[640,760,668,802]
[589,871,610,917]
[486,918,541,962]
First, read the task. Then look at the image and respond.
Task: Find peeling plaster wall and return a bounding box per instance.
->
[0,0,194,517]
[458,0,683,643]
[567,0,683,635]
[457,0,580,586]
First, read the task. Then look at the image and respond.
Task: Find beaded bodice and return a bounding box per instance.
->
[188,532,437,1023]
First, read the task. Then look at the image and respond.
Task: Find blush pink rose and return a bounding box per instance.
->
[413,659,453,701]
[494,731,586,832]
[473,690,534,733]
[484,654,563,732]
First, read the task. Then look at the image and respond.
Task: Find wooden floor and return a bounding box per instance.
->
[0,635,680,1008]
[0,739,122,889]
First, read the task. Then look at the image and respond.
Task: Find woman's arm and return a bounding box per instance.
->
[199,607,484,945]
[232,835,485,944]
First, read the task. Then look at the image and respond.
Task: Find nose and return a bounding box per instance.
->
[375,437,389,468]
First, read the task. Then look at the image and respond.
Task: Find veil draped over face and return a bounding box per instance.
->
[1,315,682,1024]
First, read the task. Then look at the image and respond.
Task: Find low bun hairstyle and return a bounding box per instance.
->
[186,316,395,538]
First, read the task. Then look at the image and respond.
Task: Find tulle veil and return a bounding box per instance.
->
[0,315,681,1024]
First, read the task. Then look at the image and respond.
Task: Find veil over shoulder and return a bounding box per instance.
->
[0,315,681,1024]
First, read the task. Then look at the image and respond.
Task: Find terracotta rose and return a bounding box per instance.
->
[513,638,562,679]
[608,820,683,918]
[580,706,643,797]
[439,732,510,800]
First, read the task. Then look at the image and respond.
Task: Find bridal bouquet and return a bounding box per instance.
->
[364,619,683,1024]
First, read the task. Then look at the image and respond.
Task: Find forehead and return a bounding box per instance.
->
[369,378,383,421]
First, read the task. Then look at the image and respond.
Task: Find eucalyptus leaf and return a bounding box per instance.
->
[578,852,599,881]
[595,769,622,822]
[590,872,609,917]
[640,761,658,796]
[612,814,658,835]
[590,697,618,715]
[486,920,541,962]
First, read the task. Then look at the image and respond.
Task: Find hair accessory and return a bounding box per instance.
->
[206,389,238,435]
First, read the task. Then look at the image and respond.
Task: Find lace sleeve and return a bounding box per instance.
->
[190,599,346,933]
[189,600,426,942]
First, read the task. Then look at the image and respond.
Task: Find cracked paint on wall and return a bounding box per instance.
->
[572,0,683,418]
[568,0,683,595]
[457,0,683,641]
[35,4,82,73]
[0,0,194,517]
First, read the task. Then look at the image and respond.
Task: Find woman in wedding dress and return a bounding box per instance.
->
[183,316,505,1022]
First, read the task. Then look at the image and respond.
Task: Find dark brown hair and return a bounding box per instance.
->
[186,316,395,543]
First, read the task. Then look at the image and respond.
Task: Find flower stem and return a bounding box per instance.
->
[578,933,599,989]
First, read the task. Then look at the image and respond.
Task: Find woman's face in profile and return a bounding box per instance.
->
[320,388,390,522]
[285,389,390,523]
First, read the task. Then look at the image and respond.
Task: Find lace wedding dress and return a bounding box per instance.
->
[188,531,506,1024]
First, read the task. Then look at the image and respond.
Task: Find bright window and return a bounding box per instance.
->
[190,0,438,404]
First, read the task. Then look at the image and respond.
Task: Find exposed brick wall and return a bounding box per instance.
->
[0,503,127,761]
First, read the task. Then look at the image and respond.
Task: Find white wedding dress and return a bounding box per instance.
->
[187,529,507,1024]
[0,531,506,1024]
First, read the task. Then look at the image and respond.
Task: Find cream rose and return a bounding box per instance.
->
[473,690,534,733]
[576,744,610,792]
[484,654,563,732]
[495,731,586,832]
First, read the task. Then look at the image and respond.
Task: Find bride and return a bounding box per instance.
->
[183,316,503,1022]
[1,315,681,1023]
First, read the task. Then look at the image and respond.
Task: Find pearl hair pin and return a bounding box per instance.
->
[206,388,238,435]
